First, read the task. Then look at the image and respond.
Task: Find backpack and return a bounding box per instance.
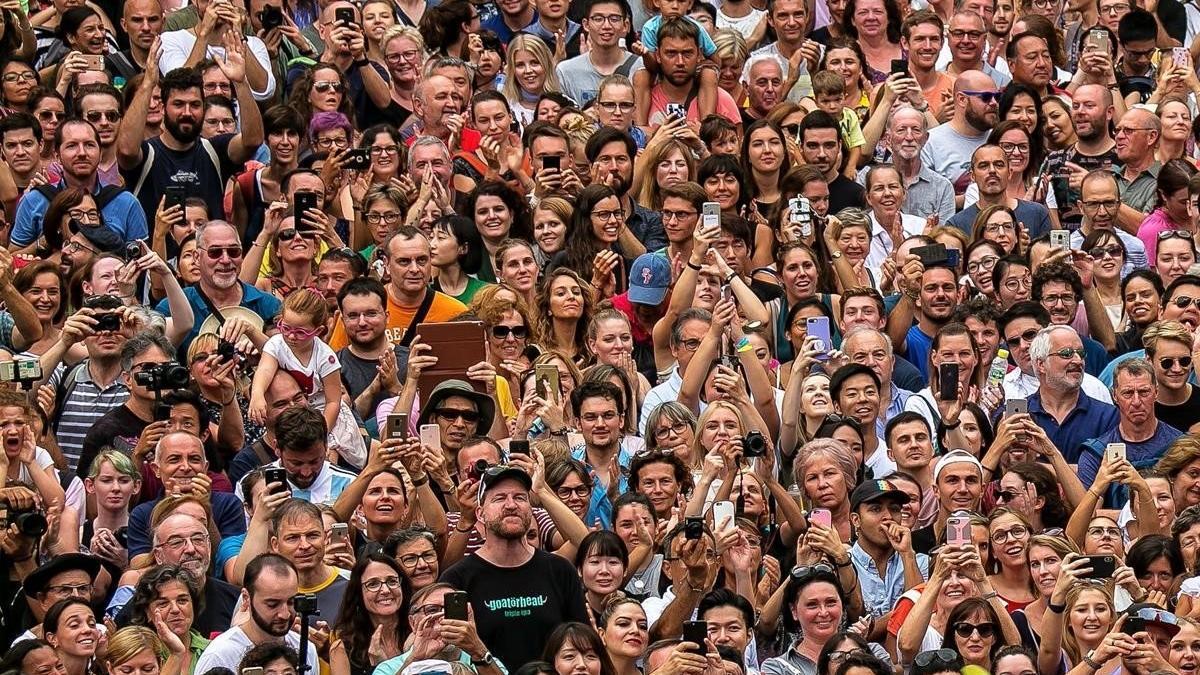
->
[51,360,88,433]
[129,139,222,200]
[34,184,127,211]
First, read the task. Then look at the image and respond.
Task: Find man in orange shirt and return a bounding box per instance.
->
[328,226,466,350]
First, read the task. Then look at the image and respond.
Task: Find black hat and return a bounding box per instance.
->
[78,224,124,253]
[23,553,102,598]
[477,464,533,500]
[1124,603,1181,637]
[850,479,911,511]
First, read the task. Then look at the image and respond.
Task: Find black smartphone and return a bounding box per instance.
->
[1080,554,1117,580]
[945,248,960,270]
[264,467,288,494]
[682,621,707,654]
[293,190,318,222]
[386,412,409,440]
[890,58,908,76]
[542,155,561,171]
[938,363,959,401]
[444,591,469,620]
[509,440,529,457]
[165,185,187,212]
[335,6,356,26]
[912,243,948,268]
[1123,616,1146,635]
[344,148,371,170]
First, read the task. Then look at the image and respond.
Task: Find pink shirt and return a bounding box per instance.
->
[1137,207,1189,262]
[648,86,741,129]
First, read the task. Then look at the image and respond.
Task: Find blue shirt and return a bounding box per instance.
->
[1078,421,1186,507]
[878,385,914,438]
[850,542,930,618]
[946,199,1053,239]
[12,180,148,247]
[156,282,282,354]
[1027,391,1119,464]
[904,325,935,383]
[640,15,718,57]
[570,444,634,529]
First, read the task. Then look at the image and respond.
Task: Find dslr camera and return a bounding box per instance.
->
[0,503,47,537]
[134,363,191,391]
[743,431,767,458]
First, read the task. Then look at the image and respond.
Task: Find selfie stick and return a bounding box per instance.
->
[295,594,319,674]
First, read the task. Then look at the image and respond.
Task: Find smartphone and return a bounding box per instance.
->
[1005,399,1029,416]
[666,102,687,120]
[938,362,959,401]
[1106,442,1127,464]
[343,147,371,170]
[1124,616,1147,635]
[682,620,708,654]
[509,439,530,457]
[1050,229,1070,250]
[945,248,960,270]
[946,515,971,547]
[913,243,948,268]
[443,591,469,620]
[16,360,40,380]
[334,6,356,26]
[701,201,721,231]
[1085,28,1111,54]
[165,185,187,212]
[419,424,441,450]
[684,516,704,540]
[329,522,349,547]
[293,190,318,222]
[712,500,735,528]
[1080,554,1117,580]
[1174,46,1190,67]
[806,316,831,360]
[535,363,560,401]
[889,58,908,76]
[82,54,104,70]
[264,467,288,494]
[1041,150,1068,178]
[542,154,561,171]
[386,412,409,440]
[809,508,832,529]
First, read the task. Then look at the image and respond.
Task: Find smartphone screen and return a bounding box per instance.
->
[701,201,721,231]
[387,413,409,439]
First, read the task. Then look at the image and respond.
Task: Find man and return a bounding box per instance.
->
[655,181,705,263]
[952,296,1002,372]
[648,18,741,127]
[1078,359,1184,505]
[143,512,240,634]
[899,11,955,119]
[1070,170,1149,273]
[640,309,711,434]
[1006,32,1058,96]
[831,364,891,477]
[1000,301,1113,401]
[893,264,957,383]
[269,500,348,618]
[441,465,589,669]
[848,478,928,620]
[939,10,1010,84]
[328,227,466,350]
[740,54,788,124]
[482,0,536,42]
[107,0,163,80]
[315,248,364,315]
[1143,320,1200,433]
[750,0,817,100]
[1113,107,1162,223]
[228,371,308,483]
[155,220,280,352]
[590,76,645,148]
[884,412,938,527]
[556,0,641,107]
[415,379,498,473]
[75,84,125,186]
[315,1,391,128]
[947,145,1053,237]
[258,406,357,505]
[336,278,402,421]
[698,590,757,675]
[0,114,44,197]
[522,0,581,56]
[585,128,667,255]
[1064,0,1101,69]
[1115,10,1158,92]
[1027,325,1119,463]
[871,107,955,220]
[11,119,147,250]
[128,432,247,555]
[193,554,319,672]
[400,75,465,146]
[570,381,633,528]
[118,62,264,223]
[842,324,920,430]
[798,110,866,213]
[1060,84,1119,227]
[911,450,984,553]
[22,554,102,625]
[921,70,997,197]
[1031,262,1113,375]
[408,137,463,211]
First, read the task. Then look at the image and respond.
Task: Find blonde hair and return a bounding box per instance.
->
[1142,320,1192,356]
[502,35,560,101]
[282,288,329,328]
[689,401,746,469]
[712,28,749,64]
[1062,584,1114,666]
[106,626,166,668]
[535,197,574,230]
[382,25,426,59]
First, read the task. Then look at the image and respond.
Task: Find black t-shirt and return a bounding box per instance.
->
[78,405,150,479]
[828,175,868,214]
[1053,146,1118,228]
[1156,386,1200,435]
[440,549,590,669]
[122,135,240,225]
[338,345,405,416]
[196,576,240,637]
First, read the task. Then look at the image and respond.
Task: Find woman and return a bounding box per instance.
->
[985,508,1037,611]
[1082,229,1127,331]
[104,626,186,675]
[818,38,871,120]
[998,85,1046,165]
[0,642,67,675]
[771,243,839,364]
[997,462,1070,532]
[742,119,791,218]
[128,565,208,670]
[942,597,1011,672]
[331,554,411,675]
[1037,557,1117,675]
[1042,96,1077,151]
[904,323,982,431]
[586,310,649,406]
[543,622,617,675]
[1,59,36,113]
[786,372,834,450]
[503,35,560,130]
[547,459,593,524]
[643,401,698,464]
[842,0,903,83]
[361,0,397,64]
[635,139,695,211]
[532,198,572,269]
[31,91,65,164]
[456,91,526,194]
[1157,96,1194,165]
[12,261,65,357]
[381,27,424,123]
[475,294,540,408]
[1126,534,1184,598]
[495,239,539,310]
[1170,618,1200,674]
[766,566,881,674]
[467,180,531,283]
[828,209,876,289]
[430,214,491,305]
[417,0,476,58]
[1140,160,1197,259]
[818,632,874,675]
[29,186,95,258]
[598,596,647,675]
[713,29,750,107]
[384,527,440,591]
[559,184,628,298]
[697,154,748,215]
[1012,534,1079,649]
[357,468,419,549]
[1156,230,1197,289]
[357,183,407,260]
[359,124,405,188]
[46,7,107,84]
[1115,269,1163,355]
[44,598,101,675]
[82,450,140,567]
[793,438,858,542]
[897,547,984,662]
[255,214,320,299]
[186,333,264,447]
[971,205,1022,256]
[963,240,1004,300]
[575,531,629,623]
[291,65,356,128]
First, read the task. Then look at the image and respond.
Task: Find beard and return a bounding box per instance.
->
[165,113,201,143]
[484,510,532,541]
[251,602,294,637]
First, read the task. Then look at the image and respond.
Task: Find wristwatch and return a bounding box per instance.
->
[831,250,843,259]
[472,652,496,667]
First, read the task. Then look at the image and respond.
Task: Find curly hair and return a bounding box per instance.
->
[128,565,203,631]
[471,293,545,346]
[534,267,595,362]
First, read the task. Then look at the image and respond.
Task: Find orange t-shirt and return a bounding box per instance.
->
[328,289,467,350]
[924,73,957,119]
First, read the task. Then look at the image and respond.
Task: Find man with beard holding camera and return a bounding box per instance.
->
[194,553,319,672]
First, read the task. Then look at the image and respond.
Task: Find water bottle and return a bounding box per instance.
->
[987,348,1009,388]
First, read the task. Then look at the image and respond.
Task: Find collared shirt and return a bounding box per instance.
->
[880,385,914,437]
[521,18,581,55]
[867,211,927,270]
[1027,390,1119,463]
[628,201,668,254]
[1003,367,1114,403]
[50,360,131,473]
[902,165,958,221]
[156,282,282,355]
[1113,160,1162,214]
[570,442,639,528]
[640,367,683,436]
[850,542,930,618]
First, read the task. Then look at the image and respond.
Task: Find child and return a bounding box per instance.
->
[632,0,721,128]
[250,288,344,436]
[810,70,865,180]
[700,114,741,155]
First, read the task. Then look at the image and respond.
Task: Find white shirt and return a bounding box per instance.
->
[157,29,277,100]
[716,8,766,39]
[867,211,927,270]
[1002,368,1114,403]
[640,367,683,436]
[194,626,319,675]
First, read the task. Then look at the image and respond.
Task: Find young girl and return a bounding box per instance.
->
[250,289,344,437]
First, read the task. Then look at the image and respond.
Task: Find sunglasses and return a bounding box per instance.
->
[996,489,1019,503]
[278,228,316,242]
[962,89,1002,104]
[1159,229,1194,241]
[914,649,960,669]
[1089,245,1123,259]
[491,325,528,339]
[1172,295,1200,309]
[84,110,122,123]
[433,408,481,423]
[953,622,996,638]
[203,245,243,260]
[1160,355,1193,370]
[790,563,835,582]
[1005,328,1039,345]
[314,80,343,93]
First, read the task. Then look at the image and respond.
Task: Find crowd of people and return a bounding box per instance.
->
[4,0,1200,675]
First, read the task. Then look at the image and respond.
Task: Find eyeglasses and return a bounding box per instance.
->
[662,210,698,222]
[398,551,438,568]
[914,650,960,669]
[1160,356,1193,370]
[314,80,343,93]
[1041,293,1078,306]
[63,240,97,256]
[949,29,986,40]
[1115,125,1156,136]
[69,208,101,222]
[1003,277,1032,292]
[365,212,402,224]
[829,649,865,664]
[967,255,998,274]
[1089,245,1124,259]
[344,310,383,323]
[962,90,1001,104]
[84,110,122,124]
[385,49,421,63]
[1159,229,1194,241]
[1005,328,1040,345]
[597,100,636,113]
[984,221,1016,234]
[362,576,403,593]
[371,145,400,156]
[433,408,480,423]
[1032,0,1057,8]
[1099,1,1130,12]
[314,136,349,150]
[1081,199,1119,211]
[678,338,702,352]
[990,524,1029,544]
[953,622,996,639]
[202,245,243,260]
[593,209,626,222]
[410,603,445,617]
[156,532,210,551]
[998,142,1029,155]
[1171,295,1200,309]
[654,421,691,440]
[46,583,92,597]
[1050,347,1086,360]
[555,485,592,500]
[1087,526,1122,538]
[586,13,626,23]
[277,320,323,340]
[491,325,528,339]
[2,71,36,82]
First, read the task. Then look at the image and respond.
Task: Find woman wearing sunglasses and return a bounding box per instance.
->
[817,631,875,675]
[1081,229,1128,332]
[1155,230,1197,289]
[474,294,541,410]
[253,213,321,300]
[292,65,355,131]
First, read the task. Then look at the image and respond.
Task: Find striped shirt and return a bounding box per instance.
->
[50,361,130,474]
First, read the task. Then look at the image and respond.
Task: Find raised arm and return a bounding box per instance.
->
[117,38,159,170]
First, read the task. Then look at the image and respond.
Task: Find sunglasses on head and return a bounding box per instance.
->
[790,563,835,582]
[1159,229,1194,241]
[914,649,960,669]
[491,325,528,339]
[953,622,996,639]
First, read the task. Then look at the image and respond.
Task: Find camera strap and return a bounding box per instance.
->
[195,286,228,327]
[398,290,436,348]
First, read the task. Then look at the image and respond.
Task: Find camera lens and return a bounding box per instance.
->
[743,431,766,458]
[15,511,48,537]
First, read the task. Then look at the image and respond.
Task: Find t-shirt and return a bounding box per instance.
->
[77,405,149,479]
[836,107,865,149]
[327,289,467,351]
[338,345,406,420]
[262,334,340,408]
[716,7,766,38]
[155,283,282,355]
[920,124,988,194]
[193,625,319,672]
[903,324,935,383]
[828,175,867,214]
[947,199,1053,239]
[440,549,590,669]
[648,86,742,128]
[11,181,148,248]
[555,52,644,107]
[123,135,241,226]
[157,30,276,100]
[1156,385,1200,434]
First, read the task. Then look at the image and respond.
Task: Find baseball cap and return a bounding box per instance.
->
[933,449,985,482]
[1123,604,1181,637]
[477,464,533,501]
[79,225,124,253]
[628,253,671,306]
[850,479,911,511]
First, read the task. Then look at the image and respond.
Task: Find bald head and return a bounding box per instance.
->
[152,431,208,493]
[1074,83,1113,107]
[954,70,995,93]
[1122,107,1161,134]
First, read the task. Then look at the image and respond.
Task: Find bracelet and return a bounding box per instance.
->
[735,336,752,353]
[1083,654,1102,671]
[352,58,370,69]
[1048,601,1066,614]
[220,397,236,406]
[941,419,960,430]
[833,557,852,568]
[686,260,702,271]
[723,271,736,284]
[411,475,428,487]
[454,521,474,533]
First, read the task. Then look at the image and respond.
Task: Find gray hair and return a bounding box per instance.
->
[888,105,929,133]
[792,438,859,494]
[740,52,788,85]
[1028,324,1078,365]
[670,308,713,346]
[408,135,450,170]
[644,401,698,451]
[1113,357,1157,389]
[842,325,894,358]
[152,430,205,464]
[194,219,237,251]
[426,56,471,77]
[120,331,176,372]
